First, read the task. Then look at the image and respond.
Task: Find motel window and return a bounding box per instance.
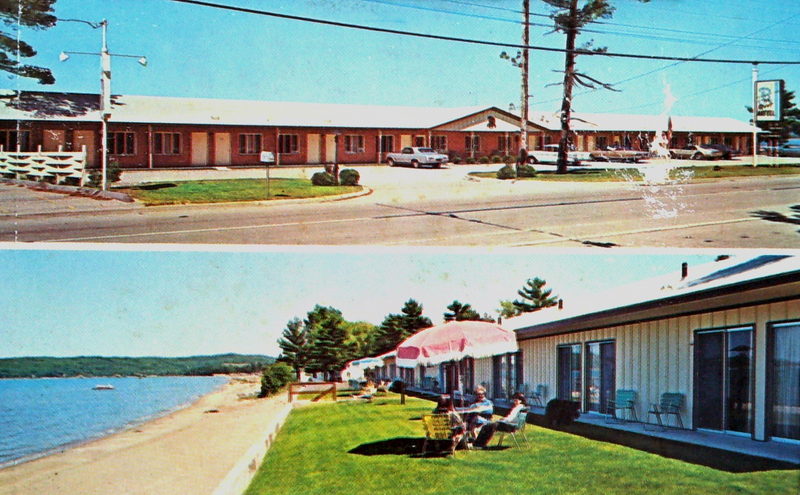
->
[153,132,181,155]
[344,135,365,153]
[239,134,262,154]
[0,130,31,152]
[414,136,425,147]
[430,135,447,152]
[557,344,582,403]
[107,132,135,155]
[278,134,298,154]
[498,135,512,152]
[595,136,608,150]
[379,135,394,153]
[465,135,480,152]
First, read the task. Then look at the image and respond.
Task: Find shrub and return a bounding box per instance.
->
[503,154,515,164]
[87,160,123,189]
[311,171,337,186]
[339,168,360,186]
[259,362,295,397]
[451,156,462,164]
[465,157,476,164]
[517,164,537,177]
[496,164,517,180]
[491,155,502,163]
[478,156,490,164]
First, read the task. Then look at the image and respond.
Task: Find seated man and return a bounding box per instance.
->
[456,386,493,440]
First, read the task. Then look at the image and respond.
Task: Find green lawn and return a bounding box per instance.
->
[245,395,797,495]
[470,164,800,182]
[116,178,361,205]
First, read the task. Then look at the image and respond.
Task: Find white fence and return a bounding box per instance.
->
[0,145,87,186]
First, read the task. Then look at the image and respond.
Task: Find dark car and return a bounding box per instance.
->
[706,144,739,160]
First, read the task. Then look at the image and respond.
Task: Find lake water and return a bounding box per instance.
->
[0,375,228,467]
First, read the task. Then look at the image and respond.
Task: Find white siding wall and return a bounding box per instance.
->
[517,299,800,440]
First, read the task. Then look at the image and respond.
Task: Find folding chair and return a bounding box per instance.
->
[421,414,461,456]
[495,408,530,448]
[607,389,638,423]
[647,393,684,430]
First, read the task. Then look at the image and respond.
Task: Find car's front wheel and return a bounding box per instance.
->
[387,158,395,167]
[411,160,419,168]
[692,152,703,160]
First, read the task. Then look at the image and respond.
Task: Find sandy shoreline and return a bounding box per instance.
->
[0,375,289,495]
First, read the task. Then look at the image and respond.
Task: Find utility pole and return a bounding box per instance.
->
[557,0,578,174]
[752,63,759,167]
[520,0,530,161]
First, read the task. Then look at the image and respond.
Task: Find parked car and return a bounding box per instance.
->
[589,146,650,163]
[705,144,740,160]
[528,144,592,165]
[777,139,800,158]
[385,147,449,168]
[669,144,724,160]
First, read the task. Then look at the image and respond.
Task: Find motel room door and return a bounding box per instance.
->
[307,134,321,164]
[73,130,96,166]
[43,129,66,151]
[694,327,754,435]
[213,133,231,166]
[324,135,336,163]
[191,132,209,166]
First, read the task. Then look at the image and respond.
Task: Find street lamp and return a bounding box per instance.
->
[59,19,147,190]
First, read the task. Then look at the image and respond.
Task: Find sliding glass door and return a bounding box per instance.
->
[769,322,800,442]
[694,327,753,434]
[557,344,582,402]
[586,341,615,414]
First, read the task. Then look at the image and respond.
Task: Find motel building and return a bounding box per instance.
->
[1,90,759,169]
[378,256,799,468]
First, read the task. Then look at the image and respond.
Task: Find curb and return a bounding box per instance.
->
[212,400,294,495]
[1,178,134,202]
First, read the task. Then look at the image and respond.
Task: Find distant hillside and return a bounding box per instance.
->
[0,354,276,378]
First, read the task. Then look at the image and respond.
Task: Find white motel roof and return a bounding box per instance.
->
[1,90,759,134]
[507,255,800,339]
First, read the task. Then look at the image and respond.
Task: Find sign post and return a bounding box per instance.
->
[260,151,275,199]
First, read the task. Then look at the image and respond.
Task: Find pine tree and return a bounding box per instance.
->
[372,299,432,355]
[276,318,308,380]
[444,300,484,322]
[1,0,58,84]
[513,277,559,314]
[303,305,354,380]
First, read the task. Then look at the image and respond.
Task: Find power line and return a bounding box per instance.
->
[170,0,800,65]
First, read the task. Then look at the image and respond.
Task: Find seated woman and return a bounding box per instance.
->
[473,393,527,448]
[433,397,467,447]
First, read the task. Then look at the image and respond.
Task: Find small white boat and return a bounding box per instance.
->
[92,384,115,390]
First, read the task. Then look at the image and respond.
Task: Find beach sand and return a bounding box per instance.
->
[0,375,288,495]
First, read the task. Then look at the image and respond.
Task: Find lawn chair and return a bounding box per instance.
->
[421,414,461,456]
[607,389,638,423]
[647,393,684,430]
[529,384,547,407]
[495,408,530,449]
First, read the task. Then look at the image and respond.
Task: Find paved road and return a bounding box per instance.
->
[0,164,798,247]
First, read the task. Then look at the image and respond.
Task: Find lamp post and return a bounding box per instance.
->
[59,19,146,190]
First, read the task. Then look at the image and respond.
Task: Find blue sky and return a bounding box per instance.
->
[0,247,718,358]
[8,0,800,121]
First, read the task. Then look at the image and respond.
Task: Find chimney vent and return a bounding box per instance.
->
[558,299,564,310]
[681,262,688,280]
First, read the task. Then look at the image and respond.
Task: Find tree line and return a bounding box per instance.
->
[0,354,275,378]
[277,277,558,380]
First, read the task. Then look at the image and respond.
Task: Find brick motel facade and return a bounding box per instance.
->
[1,91,760,169]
